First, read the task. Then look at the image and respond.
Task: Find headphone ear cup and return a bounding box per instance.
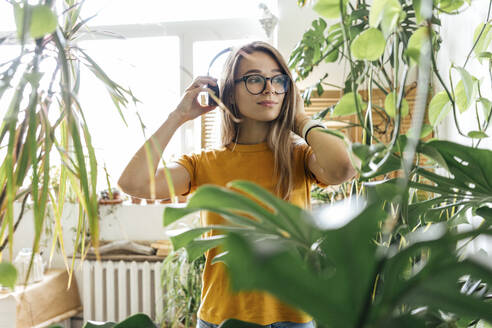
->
[208,84,220,106]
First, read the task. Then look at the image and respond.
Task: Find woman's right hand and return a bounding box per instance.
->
[172,76,218,123]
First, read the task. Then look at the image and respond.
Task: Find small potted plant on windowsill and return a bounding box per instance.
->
[98,188,123,205]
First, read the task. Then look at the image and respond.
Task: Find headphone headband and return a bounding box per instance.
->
[207,47,233,76]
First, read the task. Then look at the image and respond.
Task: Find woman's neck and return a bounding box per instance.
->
[236,118,270,145]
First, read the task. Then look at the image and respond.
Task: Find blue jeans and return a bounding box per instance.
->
[197,318,315,328]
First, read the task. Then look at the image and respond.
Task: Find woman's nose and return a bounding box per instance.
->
[263,79,275,94]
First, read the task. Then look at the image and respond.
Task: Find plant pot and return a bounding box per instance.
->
[131,196,142,204]
[98,198,123,205]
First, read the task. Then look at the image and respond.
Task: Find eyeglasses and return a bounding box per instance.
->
[234,74,290,95]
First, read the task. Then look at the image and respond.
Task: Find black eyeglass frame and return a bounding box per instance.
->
[233,73,290,95]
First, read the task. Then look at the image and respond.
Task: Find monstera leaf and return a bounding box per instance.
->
[163,181,325,262]
[408,140,492,223]
[82,313,156,328]
[163,181,492,327]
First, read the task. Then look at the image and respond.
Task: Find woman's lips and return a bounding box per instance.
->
[257,100,278,107]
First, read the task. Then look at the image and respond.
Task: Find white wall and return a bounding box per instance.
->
[6,202,198,270]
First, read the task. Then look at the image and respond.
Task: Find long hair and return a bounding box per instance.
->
[219,41,298,200]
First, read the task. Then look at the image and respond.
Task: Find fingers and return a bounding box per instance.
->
[185,76,218,92]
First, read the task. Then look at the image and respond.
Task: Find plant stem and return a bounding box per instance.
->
[463,0,491,68]
[429,41,467,137]
[338,0,367,135]
[0,192,30,252]
[399,20,433,194]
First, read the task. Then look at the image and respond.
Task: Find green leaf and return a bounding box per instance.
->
[384,91,409,118]
[420,124,433,138]
[220,202,386,327]
[413,0,423,24]
[455,67,476,113]
[406,27,431,65]
[29,5,57,39]
[369,0,387,28]
[316,83,324,96]
[476,206,492,227]
[380,0,405,37]
[364,178,406,202]
[406,124,433,139]
[114,313,156,328]
[167,225,252,250]
[313,0,349,19]
[404,259,492,323]
[436,0,465,12]
[477,97,492,118]
[324,47,339,62]
[163,206,198,226]
[332,92,367,116]
[351,28,386,61]
[414,140,492,207]
[13,3,30,42]
[478,51,492,60]
[369,0,405,37]
[83,322,115,328]
[185,236,227,261]
[473,23,492,59]
[0,262,17,288]
[428,91,452,126]
[467,130,489,139]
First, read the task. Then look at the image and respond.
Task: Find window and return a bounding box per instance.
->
[78,36,180,185]
[0,0,277,189]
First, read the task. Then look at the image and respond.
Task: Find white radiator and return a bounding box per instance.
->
[82,260,163,323]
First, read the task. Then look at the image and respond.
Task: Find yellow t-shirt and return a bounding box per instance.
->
[175,141,326,325]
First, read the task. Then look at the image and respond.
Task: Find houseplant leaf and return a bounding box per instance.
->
[473,23,492,59]
[406,27,431,65]
[467,130,488,139]
[332,92,366,116]
[384,91,409,118]
[454,67,477,113]
[0,262,17,288]
[428,91,452,126]
[477,97,492,118]
[218,201,386,327]
[369,0,405,37]
[313,0,349,19]
[436,0,465,12]
[29,5,57,39]
[351,28,386,61]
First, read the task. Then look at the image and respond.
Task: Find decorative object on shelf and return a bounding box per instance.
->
[87,240,155,256]
[258,2,278,39]
[98,188,123,205]
[151,240,173,257]
[14,248,44,285]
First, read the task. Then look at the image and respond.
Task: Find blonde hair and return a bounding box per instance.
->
[219,41,298,200]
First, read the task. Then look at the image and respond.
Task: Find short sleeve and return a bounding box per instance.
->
[300,143,329,188]
[174,153,199,196]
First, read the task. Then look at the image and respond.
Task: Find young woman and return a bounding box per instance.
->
[118,41,356,328]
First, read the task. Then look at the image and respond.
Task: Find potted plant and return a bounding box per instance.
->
[162,0,492,327]
[0,0,136,288]
[159,248,205,328]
